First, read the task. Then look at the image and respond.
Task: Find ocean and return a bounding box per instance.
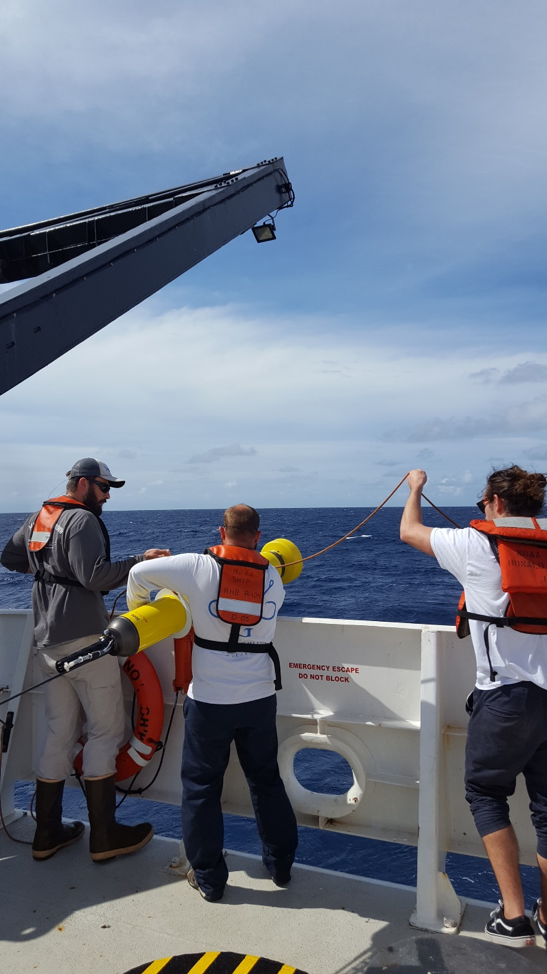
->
[0,505,539,905]
[0,504,464,621]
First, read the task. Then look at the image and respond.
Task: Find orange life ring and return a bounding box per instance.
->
[73,652,165,782]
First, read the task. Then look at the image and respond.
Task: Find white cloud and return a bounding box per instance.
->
[470,362,547,385]
[1,299,546,509]
[2,2,547,512]
[187,444,257,465]
[470,368,500,384]
[499,361,547,384]
[3,1,547,222]
[385,389,547,444]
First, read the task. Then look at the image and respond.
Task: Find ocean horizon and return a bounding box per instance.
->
[2,505,539,907]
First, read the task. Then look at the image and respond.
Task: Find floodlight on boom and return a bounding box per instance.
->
[252,217,276,242]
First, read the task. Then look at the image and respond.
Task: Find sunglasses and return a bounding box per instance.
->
[477,499,486,514]
[88,478,111,494]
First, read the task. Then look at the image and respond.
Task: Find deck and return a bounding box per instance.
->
[1,815,544,974]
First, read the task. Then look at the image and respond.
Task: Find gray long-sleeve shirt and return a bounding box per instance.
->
[1,507,144,649]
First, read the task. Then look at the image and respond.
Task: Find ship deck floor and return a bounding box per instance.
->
[1,814,545,974]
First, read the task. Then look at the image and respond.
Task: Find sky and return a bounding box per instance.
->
[1,1,547,512]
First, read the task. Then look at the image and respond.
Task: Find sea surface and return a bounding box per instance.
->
[0,505,539,905]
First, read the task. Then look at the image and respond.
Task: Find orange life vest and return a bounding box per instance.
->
[28,496,88,550]
[28,494,110,589]
[193,545,282,690]
[207,544,270,627]
[456,517,547,637]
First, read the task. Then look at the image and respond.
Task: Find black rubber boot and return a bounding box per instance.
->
[32,779,85,861]
[85,775,154,862]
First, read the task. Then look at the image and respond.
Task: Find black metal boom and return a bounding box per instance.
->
[0,159,293,395]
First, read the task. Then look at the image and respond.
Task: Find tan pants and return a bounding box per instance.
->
[36,635,126,780]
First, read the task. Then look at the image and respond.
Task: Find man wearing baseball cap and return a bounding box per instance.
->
[1,458,170,863]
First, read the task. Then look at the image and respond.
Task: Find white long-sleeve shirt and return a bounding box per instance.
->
[127,553,285,704]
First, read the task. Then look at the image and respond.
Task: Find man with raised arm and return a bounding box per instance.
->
[400,466,547,949]
[126,503,298,903]
[1,458,169,862]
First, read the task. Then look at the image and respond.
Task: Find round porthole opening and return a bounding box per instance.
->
[293,747,354,795]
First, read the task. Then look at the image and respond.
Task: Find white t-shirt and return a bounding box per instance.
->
[431,526,547,691]
[127,552,285,704]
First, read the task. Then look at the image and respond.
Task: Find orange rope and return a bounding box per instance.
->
[279,473,461,568]
[422,493,461,529]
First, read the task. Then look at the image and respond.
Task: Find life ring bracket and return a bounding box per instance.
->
[278,723,374,820]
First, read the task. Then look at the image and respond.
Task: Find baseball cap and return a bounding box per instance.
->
[65,458,125,488]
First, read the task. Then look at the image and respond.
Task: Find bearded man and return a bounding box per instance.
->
[1,458,169,862]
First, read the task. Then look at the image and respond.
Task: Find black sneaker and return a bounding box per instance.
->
[485,902,535,948]
[187,867,224,903]
[532,899,547,943]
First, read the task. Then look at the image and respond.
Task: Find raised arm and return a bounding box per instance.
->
[400,469,434,556]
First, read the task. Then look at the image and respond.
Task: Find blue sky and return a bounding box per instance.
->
[1,1,547,511]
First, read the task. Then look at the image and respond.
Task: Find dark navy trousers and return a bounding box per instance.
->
[465,681,547,857]
[181,694,298,898]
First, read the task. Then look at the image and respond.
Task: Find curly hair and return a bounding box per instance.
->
[484,465,547,517]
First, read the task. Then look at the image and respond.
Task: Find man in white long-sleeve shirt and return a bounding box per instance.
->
[127,503,298,902]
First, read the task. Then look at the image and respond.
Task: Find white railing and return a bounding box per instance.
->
[0,610,538,932]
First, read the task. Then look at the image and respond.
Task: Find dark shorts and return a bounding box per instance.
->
[465,681,547,857]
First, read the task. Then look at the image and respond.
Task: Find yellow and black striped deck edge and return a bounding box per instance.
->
[124,951,309,974]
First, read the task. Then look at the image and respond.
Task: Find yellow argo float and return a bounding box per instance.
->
[261,538,303,584]
[106,540,303,657]
[107,591,190,656]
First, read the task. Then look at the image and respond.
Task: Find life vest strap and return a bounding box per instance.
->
[193,634,282,691]
[483,625,497,683]
[29,497,111,595]
[458,609,547,627]
[228,622,241,647]
[34,567,83,588]
[206,546,269,570]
